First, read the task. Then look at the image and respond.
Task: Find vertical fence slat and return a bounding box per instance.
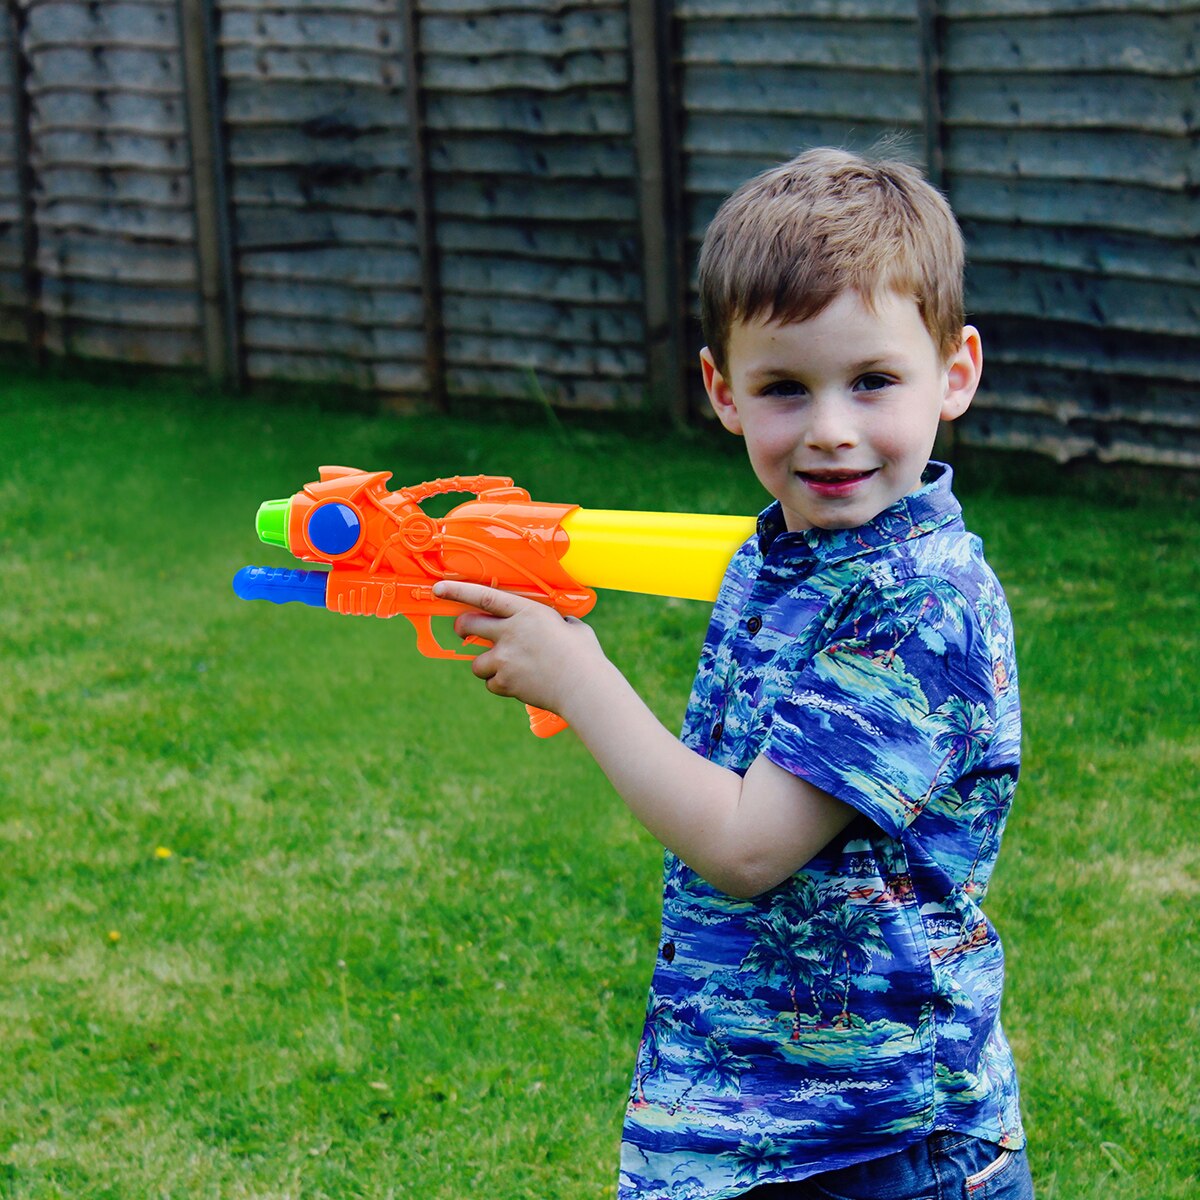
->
[399,0,446,412]
[917,0,945,190]
[178,0,240,387]
[918,0,952,457]
[630,0,687,425]
[4,0,41,361]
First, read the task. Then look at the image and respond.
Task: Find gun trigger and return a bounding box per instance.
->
[406,614,474,661]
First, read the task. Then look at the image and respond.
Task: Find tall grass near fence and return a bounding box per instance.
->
[0,367,1196,1199]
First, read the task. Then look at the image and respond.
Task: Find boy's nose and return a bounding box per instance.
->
[804,397,859,450]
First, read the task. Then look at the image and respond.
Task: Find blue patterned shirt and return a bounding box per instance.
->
[619,464,1025,1199]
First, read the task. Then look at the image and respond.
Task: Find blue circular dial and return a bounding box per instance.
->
[308,503,361,555]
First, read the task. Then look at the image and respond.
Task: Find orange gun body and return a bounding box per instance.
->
[235,467,756,737]
[288,469,595,648]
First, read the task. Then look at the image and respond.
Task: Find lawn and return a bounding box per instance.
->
[0,365,1196,1199]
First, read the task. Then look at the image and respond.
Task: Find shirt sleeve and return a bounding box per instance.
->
[762,575,998,839]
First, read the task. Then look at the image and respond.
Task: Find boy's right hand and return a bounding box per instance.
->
[432,580,607,721]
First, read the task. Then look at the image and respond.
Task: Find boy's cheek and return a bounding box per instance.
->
[743,416,797,465]
[743,444,792,498]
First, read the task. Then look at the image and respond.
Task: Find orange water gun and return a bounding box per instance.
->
[233,468,756,737]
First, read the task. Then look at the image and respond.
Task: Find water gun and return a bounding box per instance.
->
[233,468,756,737]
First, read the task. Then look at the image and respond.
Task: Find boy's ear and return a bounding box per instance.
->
[941,325,983,422]
[700,347,743,435]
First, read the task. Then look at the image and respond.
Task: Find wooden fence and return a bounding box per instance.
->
[1,0,1196,467]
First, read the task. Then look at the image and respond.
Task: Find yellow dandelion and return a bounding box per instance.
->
[154,846,173,860]
[108,930,121,944]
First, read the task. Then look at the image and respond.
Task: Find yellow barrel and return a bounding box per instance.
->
[559,508,757,603]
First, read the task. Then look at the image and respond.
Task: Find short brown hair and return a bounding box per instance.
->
[698,147,966,372]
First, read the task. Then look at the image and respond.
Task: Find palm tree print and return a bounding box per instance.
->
[774,874,824,927]
[965,775,1015,893]
[919,695,994,811]
[812,903,892,1028]
[976,586,1007,647]
[871,579,965,667]
[667,1034,749,1113]
[617,473,1028,1196]
[726,1134,790,1186]
[741,912,826,1037]
[632,996,674,1104]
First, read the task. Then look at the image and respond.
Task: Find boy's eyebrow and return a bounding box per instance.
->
[849,356,900,373]
[743,353,903,381]
[743,363,799,380]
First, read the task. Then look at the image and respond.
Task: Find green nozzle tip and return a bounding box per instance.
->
[256,498,291,548]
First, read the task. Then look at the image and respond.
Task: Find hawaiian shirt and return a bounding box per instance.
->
[619,464,1025,1200]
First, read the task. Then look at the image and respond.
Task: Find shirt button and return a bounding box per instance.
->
[746,615,762,635]
[711,720,724,742]
[662,941,676,963]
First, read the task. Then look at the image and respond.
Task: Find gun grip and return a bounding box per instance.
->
[526,706,568,738]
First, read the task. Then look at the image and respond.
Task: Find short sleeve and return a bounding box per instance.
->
[762,576,998,838]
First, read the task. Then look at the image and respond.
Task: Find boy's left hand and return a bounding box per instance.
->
[432,580,607,718]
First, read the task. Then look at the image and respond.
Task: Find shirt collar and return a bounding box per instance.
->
[756,461,963,567]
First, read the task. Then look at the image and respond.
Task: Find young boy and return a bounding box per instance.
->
[435,148,1033,1199]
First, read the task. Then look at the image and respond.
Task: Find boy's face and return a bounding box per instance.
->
[701,289,981,532]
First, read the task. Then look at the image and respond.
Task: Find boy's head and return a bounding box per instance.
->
[699,147,965,375]
[697,148,982,533]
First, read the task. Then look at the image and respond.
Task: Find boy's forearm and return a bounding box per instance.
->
[558,659,851,899]
[556,658,743,880]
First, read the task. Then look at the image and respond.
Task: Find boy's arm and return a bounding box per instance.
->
[434,581,855,898]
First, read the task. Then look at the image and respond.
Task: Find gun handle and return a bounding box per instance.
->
[526,706,568,738]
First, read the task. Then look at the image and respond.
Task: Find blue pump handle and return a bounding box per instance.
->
[233,565,329,608]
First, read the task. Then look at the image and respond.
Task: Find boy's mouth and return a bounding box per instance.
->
[797,468,878,497]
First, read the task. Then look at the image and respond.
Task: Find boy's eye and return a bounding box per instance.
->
[761,379,806,398]
[855,373,894,392]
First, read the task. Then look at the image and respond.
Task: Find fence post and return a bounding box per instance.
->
[916,0,946,191]
[4,0,42,362]
[916,0,958,461]
[177,0,240,387]
[629,0,687,426]
[397,0,446,412]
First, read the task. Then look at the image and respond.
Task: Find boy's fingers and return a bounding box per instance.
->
[433,580,529,617]
[453,611,498,644]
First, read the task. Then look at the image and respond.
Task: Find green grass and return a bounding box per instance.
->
[1,365,1196,1198]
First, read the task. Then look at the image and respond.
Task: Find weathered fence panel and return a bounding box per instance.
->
[941,0,1200,466]
[421,0,646,409]
[676,0,927,324]
[0,0,1195,467]
[17,0,204,366]
[218,0,426,394]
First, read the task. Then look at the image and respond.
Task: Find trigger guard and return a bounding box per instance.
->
[406,613,474,661]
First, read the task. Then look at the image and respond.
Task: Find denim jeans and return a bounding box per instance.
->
[742,1132,1035,1200]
